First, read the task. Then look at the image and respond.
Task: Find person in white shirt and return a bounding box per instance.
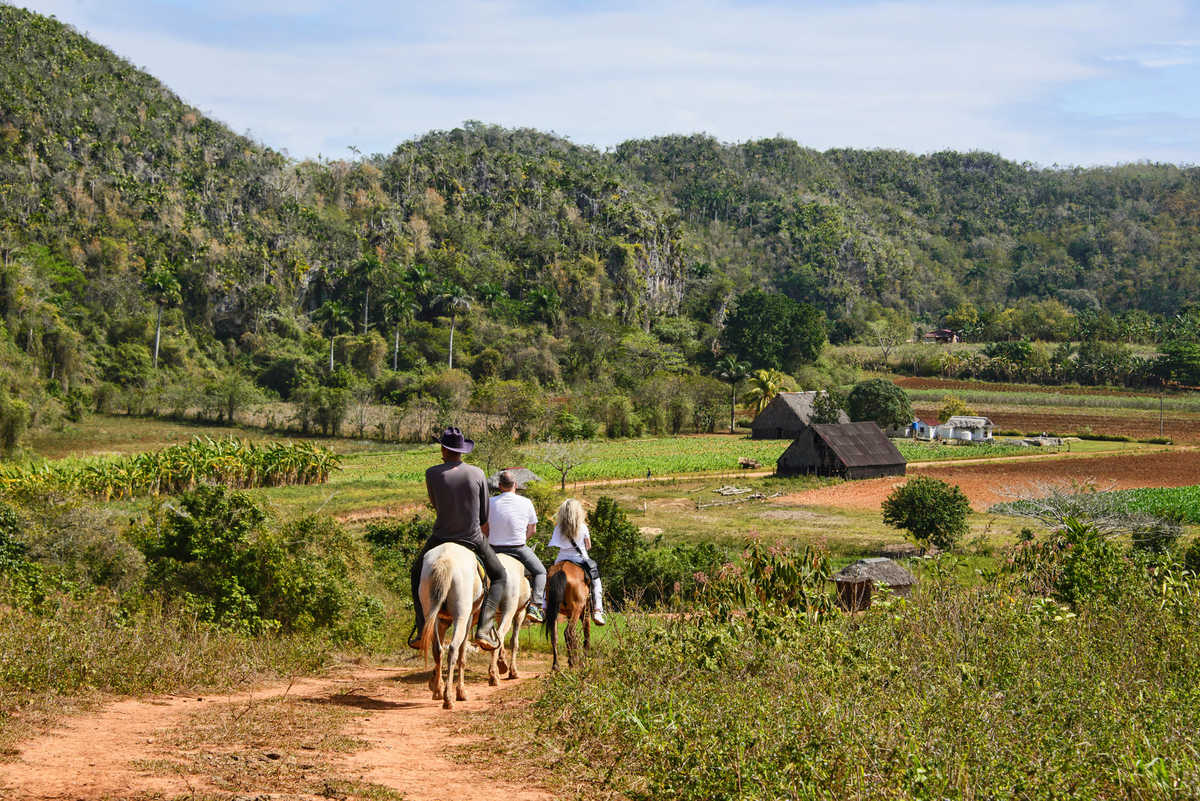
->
[486,470,546,623]
[548,498,605,625]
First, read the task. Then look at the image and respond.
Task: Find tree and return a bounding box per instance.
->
[882,476,970,550]
[536,440,594,491]
[438,289,471,369]
[381,286,418,372]
[142,266,180,370]
[313,300,352,372]
[720,288,825,373]
[467,426,521,477]
[846,378,913,430]
[937,395,975,423]
[714,354,749,433]
[741,368,793,417]
[810,388,846,424]
[867,310,911,362]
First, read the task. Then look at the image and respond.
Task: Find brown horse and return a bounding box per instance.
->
[542,561,592,670]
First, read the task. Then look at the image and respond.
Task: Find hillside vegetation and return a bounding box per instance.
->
[3,6,1200,448]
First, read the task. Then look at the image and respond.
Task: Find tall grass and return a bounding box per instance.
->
[501,575,1200,800]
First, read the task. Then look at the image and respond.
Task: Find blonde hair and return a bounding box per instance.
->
[555,498,586,545]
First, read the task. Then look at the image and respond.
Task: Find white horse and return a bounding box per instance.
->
[489,552,533,685]
[418,542,484,710]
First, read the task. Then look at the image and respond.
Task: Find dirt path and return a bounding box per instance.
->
[779,448,1200,511]
[0,656,552,801]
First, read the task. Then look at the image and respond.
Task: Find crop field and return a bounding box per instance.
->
[1095,485,1200,524]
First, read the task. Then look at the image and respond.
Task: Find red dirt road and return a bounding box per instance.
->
[779,448,1200,511]
[0,659,551,801]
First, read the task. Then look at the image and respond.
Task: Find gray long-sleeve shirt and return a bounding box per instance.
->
[425,460,489,548]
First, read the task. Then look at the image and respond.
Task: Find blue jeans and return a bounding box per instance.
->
[493,544,547,607]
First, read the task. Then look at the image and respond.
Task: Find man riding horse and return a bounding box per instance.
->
[409,427,507,652]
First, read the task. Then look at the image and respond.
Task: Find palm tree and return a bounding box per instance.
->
[381,286,419,371]
[313,300,352,372]
[438,289,471,369]
[142,266,181,370]
[714,354,750,433]
[741,368,793,417]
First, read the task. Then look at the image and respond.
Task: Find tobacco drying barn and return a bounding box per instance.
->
[776,422,907,479]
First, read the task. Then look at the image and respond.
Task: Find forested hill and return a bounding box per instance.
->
[2,4,1200,440]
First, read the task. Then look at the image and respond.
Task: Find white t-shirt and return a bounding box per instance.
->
[549,521,591,562]
[487,491,538,547]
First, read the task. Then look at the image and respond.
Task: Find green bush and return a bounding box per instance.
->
[1009,518,1144,606]
[1183,538,1200,577]
[137,486,377,638]
[882,476,970,550]
[586,496,727,609]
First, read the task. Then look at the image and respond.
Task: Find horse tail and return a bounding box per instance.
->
[419,555,454,658]
[543,568,567,640]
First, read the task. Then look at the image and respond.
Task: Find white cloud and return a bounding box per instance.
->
[15,0,1200,164]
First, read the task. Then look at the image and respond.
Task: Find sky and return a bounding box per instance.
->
[16,0,1200,166]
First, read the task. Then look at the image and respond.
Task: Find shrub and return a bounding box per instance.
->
[937,394,975,423]
[1009,518,1142,606]
[137,486,376,638]
[882,476,970,550]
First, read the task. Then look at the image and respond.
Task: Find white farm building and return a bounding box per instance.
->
[935,415,994,443]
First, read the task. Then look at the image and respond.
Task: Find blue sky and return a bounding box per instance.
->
[18,0,1200,165]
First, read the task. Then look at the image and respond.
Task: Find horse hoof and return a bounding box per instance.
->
[456,688,468,701]
[488,675,498,687]
[507,670,520,680]
[443,698,453,710]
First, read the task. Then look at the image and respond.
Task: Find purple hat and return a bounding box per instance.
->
[436,426,474,454]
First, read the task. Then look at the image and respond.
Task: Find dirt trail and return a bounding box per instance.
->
[0,657,552,801]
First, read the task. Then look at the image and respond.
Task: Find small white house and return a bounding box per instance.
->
[912,419,937,441]
[939,415,994,442]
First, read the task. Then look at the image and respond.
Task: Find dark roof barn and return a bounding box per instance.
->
[750,392,849,440]
[776,422,906,479]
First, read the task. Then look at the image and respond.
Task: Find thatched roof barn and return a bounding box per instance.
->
[750,392,849,440]
[775,422,907,479]
[834,557,917,611]
[487,468,542,492]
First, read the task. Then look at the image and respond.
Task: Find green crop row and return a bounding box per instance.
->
[0,436,341,500]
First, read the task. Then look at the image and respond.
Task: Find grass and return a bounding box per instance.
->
[486,579,1200,800]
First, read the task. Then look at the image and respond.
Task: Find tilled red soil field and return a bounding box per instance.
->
[779,448,1200,512]
[911,404,1200,443]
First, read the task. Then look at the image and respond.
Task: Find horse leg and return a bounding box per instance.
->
[455,638,469,702]
[583,613,591,658]
[442,637,457,710]
[549,620,559,671]
[507,609,521,679]
[488,641,500,687]
[565,615,579,669]
[429,627,443,700]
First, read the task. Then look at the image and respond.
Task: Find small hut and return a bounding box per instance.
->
[834,557,917,611]
[487,468,542,492]
[775,422,906,479]
[750,392,849,440]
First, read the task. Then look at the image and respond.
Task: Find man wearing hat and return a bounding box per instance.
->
[409,427,507,652]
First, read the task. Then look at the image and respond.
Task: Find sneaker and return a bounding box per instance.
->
[591,610,607,626]
[524,604,544,624]
[473,628,501,652]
